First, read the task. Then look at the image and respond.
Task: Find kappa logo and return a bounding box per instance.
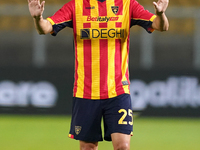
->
[122,80,129,86]
[75,126,82,135]
[111,6,119,15]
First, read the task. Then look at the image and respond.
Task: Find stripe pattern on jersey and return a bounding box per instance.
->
[73,0,130,99]
[46,0,156,100]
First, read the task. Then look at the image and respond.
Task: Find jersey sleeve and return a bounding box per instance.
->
[46,0,74,36]
[130,0,156,33]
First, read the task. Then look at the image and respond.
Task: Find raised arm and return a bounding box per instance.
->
[152,0,169,31]
[28,0,53,34]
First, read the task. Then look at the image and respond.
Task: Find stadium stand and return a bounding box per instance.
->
[0,0,198,68]
[0,0,70,4]
[139,0,200,6]
[1,0,200,6]
[0,0,198,33]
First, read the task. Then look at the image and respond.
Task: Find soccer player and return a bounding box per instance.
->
[28,0,169,149]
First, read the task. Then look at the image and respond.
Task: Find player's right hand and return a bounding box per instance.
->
[153,0,169,15]
[28,0,45,19]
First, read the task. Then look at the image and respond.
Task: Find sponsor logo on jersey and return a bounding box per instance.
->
[111,6,119,15]
[87,16,119,22]
[80,29,90,39]
[81,28,124,39]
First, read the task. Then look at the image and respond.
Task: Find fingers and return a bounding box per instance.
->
[153,2,157,7]
[153,2,158,9]
[28,0,36,3]
[28,0,40,4]
[41,1,45,9]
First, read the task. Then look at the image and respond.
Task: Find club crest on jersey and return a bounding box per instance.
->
[111,6,119,15]
[75,126,82,135]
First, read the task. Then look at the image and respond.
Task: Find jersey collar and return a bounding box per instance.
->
[97,0,106,2]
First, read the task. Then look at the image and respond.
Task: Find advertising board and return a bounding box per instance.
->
[0,68,200,116]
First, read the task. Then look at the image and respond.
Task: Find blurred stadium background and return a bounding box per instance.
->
[0,0,200,149]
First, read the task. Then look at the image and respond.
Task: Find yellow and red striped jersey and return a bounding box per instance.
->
[47,0,156,99]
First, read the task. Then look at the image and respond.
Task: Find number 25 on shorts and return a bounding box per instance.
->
[118,109,133,125]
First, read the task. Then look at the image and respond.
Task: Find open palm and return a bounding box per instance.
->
[28,0,45,18]
[153,0,169,15]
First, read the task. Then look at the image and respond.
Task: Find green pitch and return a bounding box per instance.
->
[0,115,200,150]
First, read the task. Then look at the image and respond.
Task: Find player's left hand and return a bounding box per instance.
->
[153,0,169,15]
